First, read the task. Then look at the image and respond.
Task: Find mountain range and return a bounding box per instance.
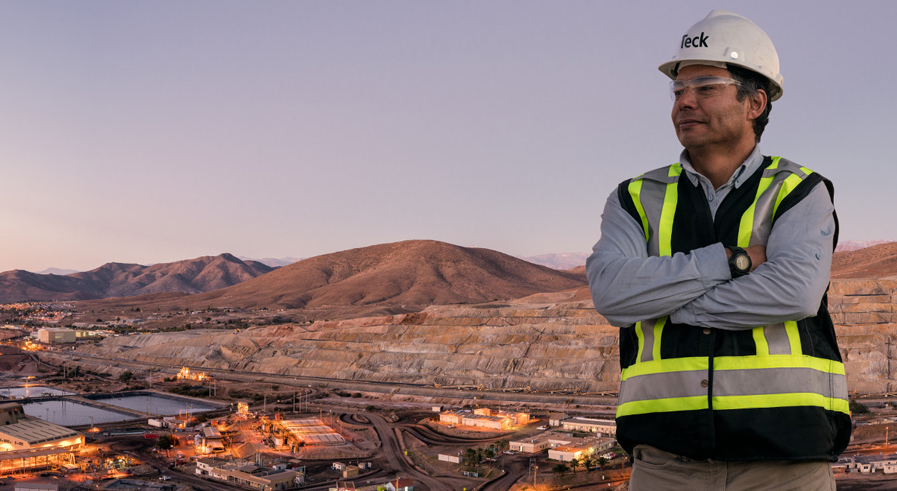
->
[5,239,897,308]
[0,253,273,303]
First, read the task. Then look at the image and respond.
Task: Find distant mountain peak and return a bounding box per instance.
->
[190,240,588,310]
[34,267,79,276]
[238,256,302,268]
[0,253,273,303]
[521,252,590,270]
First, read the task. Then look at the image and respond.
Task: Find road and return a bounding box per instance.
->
[362,412,477,491]
[481,455,528,491]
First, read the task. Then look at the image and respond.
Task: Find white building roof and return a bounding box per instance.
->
[0,418,80,446]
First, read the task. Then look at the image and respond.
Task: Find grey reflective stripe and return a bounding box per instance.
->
[619,366,847,407]
[746,171,793,246]
[619,370,709,404]
[639,318,658,363]
[764,323,792,355]
[714,367,848,400]
[762,159,811,180]
[631,166,678,257]
[751,158,811,244]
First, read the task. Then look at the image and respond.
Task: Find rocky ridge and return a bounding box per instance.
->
[0,253,274,303]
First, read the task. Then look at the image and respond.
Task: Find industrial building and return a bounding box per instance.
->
[438,408,529,430]
[560,416,616,436]
[548,437,616,462]
[195,426,226,454]
[196,457,304,489]
[509,434,566,453]
[0,403,83,475]
[37,328,76,344]
[509,431,615,457]
[275,418,345,447]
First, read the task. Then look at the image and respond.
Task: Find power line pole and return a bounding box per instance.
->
[530,458,538,486]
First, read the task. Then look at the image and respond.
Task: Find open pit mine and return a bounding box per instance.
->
[65,278,897,397]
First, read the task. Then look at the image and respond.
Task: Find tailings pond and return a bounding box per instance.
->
[19,391,225,426]
[89,393,222,416]
[22,399,135,426]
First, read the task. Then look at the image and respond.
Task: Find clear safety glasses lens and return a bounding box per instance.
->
[670,76,741,101]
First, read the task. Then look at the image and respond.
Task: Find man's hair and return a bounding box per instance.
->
[727,64,772,143]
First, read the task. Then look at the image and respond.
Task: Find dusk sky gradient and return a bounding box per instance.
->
[2,1,895,273]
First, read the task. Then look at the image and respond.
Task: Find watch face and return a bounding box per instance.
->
[735,254,750,271]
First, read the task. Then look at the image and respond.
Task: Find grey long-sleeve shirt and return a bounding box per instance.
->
[586,146,836,330]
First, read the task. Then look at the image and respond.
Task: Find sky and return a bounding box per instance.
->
[1,1,895,273]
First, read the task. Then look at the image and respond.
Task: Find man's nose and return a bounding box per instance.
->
[675,86,699,109]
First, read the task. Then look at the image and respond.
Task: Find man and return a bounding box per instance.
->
[586,10,851,490]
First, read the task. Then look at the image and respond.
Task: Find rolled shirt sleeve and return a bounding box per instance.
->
[586,190,731,327]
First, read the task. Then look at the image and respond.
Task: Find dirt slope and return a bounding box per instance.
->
[832,242,897,279]
[185,240,588,310]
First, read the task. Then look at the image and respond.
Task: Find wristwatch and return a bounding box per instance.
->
[727,246,751,278]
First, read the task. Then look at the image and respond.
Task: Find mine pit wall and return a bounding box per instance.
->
[72,279,897,397]
[829,279,897,395]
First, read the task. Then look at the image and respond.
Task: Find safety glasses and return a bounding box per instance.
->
[670,76,741,101]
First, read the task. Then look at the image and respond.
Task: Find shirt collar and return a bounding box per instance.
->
[679,146,764,190]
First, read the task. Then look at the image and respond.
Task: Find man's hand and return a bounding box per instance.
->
[726,245,767,272]
[745,245,766,271]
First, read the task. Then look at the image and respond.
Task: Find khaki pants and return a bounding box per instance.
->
[629,445,835,491]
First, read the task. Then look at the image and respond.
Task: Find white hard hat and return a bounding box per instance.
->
[659,10,783,101]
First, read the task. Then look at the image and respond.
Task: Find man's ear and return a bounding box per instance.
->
[746,89,768,120]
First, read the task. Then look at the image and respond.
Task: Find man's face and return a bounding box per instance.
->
[671,65,757,152]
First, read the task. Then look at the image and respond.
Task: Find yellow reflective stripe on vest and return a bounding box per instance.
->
[635,317,668,363]
[713,394,850,414]
[658,164,682,257]
[754,321,802,356]
[618,396,708,418]
[652,318,665,361]
[627,179,650,242]
[714,353,844,374]
[785,320,802,356]
[772,166,814,218]
[753,326,770,356]
[621,356,708,379]
[737,157,780,248]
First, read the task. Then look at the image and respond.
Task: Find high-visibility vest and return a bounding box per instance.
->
[614,156,851,461]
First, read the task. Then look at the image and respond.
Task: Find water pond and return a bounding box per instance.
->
[22,399,135,426]
[90,393,223,416]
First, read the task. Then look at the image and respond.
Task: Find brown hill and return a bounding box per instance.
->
[184,240,588,310]
[832,242,897,278]
[0,254,274,303]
